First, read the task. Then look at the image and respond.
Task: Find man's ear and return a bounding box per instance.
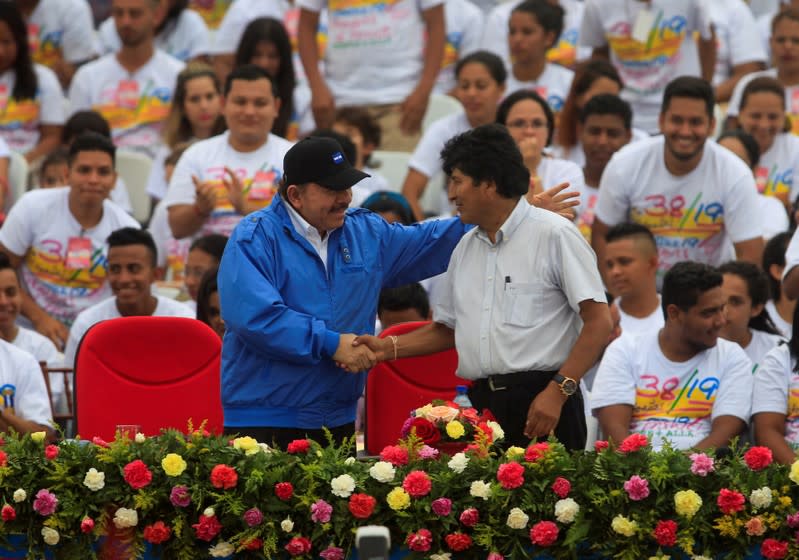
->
[665,303,681,322]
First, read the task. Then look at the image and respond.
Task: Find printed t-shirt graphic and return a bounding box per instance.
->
[190,0,234,30]
[0,65,65,154]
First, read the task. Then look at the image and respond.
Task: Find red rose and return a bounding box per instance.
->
[594,440,609,452]
[406,529,432,552]
[91,437,109,448]
[0,451,6,467]
[348,493,377,519]
[762,538,790,559]
[244,538,263,551]
[80,517,94,534]
[530,521,559,547]
[210,464,238,489]
[275,481,294,501]
[461,408,480,424]
[402,470,432,498]
[445,532,472,552]
[618,433,649,453]
[459,507,479,527]
[1,504,15,522]
[286,439,311,454]
[379,445,409,466]
[123,459,153,490]
[717,489,746,515]
[551,477,571,498]
[653,520,678,547]
[524,442,549,462]
[497,461,525,490]
[744,447,773,471]
[285,536,312,556]
[143,521,171,545]
[408,418,440,445]
[192,514,222,541]
[44,445,59,460]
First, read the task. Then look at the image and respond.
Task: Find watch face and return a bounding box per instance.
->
[561,379,578,395]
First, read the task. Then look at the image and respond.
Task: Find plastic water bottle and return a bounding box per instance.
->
[453,385,472,408]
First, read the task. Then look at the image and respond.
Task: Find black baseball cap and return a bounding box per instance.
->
[283,136,370,191]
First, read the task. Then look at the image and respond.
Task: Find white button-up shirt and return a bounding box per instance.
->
[284,200,335,272]
[433,198,606,378]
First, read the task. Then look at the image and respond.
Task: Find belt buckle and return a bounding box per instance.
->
[488,376,506,392]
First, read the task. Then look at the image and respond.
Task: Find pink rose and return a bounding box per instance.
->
[422,405,459,423]
[689,452,715,476]
[431,497,452,516]
[623,475,650,501]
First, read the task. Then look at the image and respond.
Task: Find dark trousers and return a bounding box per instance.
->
[224,423,356,453]
[469,371,586,450]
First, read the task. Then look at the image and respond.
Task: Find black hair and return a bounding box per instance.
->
[440,123,530,199]
[560,59,624,150]
[454,50,507,86]
[362,191,415,226]
[511,0,565,47]
[661,76,715,119]
[196,267,220,329]
[661,261,723,318]
[224,63,278,98]
[496,89,556,146]
[106,227,158,267]
[40,147,70,173]
[68,132,116,165]
[62,111,112,145]
[189,234,228,263]
[333,106,382,167]
[739,76,791,134]
[157,0,187,35]
[579,93,633,130]
[234,17,295,138]
[718,261,782,336]
[605,222,657,250]
[764,232,791,302]
[0,2,37,100]
[378,283,430,320]
[717,129,761,169]
[0,251,12,272]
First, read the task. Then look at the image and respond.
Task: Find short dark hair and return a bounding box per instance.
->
[62,111,112,144]
[378,283,430,320]
[496,89,556,146]
[107,227,157,267]
[224,63,278,98]
[362,191,414,225]
[334,106,382,151]
[717,129,761,169]
[196,267,220,327]
[40,147,70,175]
[764,231,791,302]
[511,0,565,46]
[661,76,715,119]
[718,261,782,336]
[605,222,657,249]
[739,76,790,133]
[440,123,530,199]
[454,50,507,86]
[579,93,632,130]
[0,252,15,275]
[189,234,228,263]
[68,132,116,166]
[661,261,723,318]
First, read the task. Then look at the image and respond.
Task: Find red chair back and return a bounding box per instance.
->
[74,316,223,441]
[365,321,463,455]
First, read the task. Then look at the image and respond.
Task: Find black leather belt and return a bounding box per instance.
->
[474,370,558,392]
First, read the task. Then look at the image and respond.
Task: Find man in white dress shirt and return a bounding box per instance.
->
[354,124,611,448]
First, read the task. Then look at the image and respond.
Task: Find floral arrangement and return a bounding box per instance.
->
[399,400,504,449]
[0,426,798,559]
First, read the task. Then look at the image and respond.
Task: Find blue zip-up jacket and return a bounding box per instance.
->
[218,195,469,429]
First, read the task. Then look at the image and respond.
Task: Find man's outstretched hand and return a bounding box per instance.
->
[333,333,378,373]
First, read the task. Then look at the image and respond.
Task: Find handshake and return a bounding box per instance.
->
[332,334,390,373]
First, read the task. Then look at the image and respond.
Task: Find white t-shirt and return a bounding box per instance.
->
[288,84,316,141]
[592,332,753,450]
[97,9,210,61]
[190,0,234,30]
[618,299,664,336]
[580,0,713,133]
[27,0,97,66]
[759,195,789,241]
[0,187,140,326]
[596,137,762,280]
[756,11,776,65]
[505,63,574,115]
[12,327,60,366]
[68,51,185,158]
[435,0,483,95]
[753,133,799,202]
[357,166,391,195]
[298,0,445,105]
[766,299,793,340]
[742,329,785,374]
[0,339,52,427]
[752,343,799,448]
[64,295,195,367]
[575,183,597,242]
[209,0,290,55]
[537,156,585,200]
[145,144,172,200]
[0,65,65,154]
[148,198,191,282]
[408,111,469,179]
[163,131,294,237]
[705,0,767,87]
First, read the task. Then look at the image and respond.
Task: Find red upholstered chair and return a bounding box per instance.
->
[74,316,223,441]
[364,321,464,455]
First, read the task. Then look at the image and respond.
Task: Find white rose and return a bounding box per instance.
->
[134,432,146,443]
[41,527,59,546]
[345,456,356,465]
[369,461,396,483]
[749,487,772,510]
[203,507,215,517]
[470,480,492,500]
[83,468,105,491]
[113,507,138,529]
[447,452,469,474]
[258,443,272,454]
[330,474,356,498]
[487,420,504,441]
[430,554,452,560]
[12,489,25,503]
[506,507,529,529]
[209,542,236,557]
[281,517,294,532]
[555,498,580,524]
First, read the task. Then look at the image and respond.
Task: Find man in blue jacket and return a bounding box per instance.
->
[218,137,468,449]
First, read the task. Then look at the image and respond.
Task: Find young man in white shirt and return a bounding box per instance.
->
[0,339,55,440]
[165,64,294,240]
[604,223,663,336]
[353,124,612,449]
[68,0,185,158]
[64,228,194,367]
[591,76,765,286]
[592,261,753,451]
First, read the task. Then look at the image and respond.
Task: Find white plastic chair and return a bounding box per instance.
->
[115,150,152,223]
[369,150,412,193]
[713,103,726,139]
[8,151,29,209]
[422,94,464,133]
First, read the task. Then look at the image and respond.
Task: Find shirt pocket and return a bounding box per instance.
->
[503,282,543,327]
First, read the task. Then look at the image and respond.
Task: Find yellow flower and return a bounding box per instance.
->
[713,516,743,538]
[506,446,525,459]
[386,488,411,511]
[611,515,637,537]
[161,453,187,477]
[445,420,465,440]
[779,496,793,509]
[30,431,45,443]
[790,460,799,484]
[674,490,702,518]
[233,436,259,455]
